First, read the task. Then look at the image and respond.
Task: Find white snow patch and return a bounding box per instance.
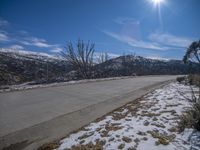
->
[55,82,200,150]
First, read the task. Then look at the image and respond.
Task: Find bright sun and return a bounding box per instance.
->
[151,0,164,5]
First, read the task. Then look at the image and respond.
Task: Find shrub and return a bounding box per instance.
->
[176,76,185,83]
[179,101,200,132]
[180,40,200,132]
[178,74,200,132]
[188,74,200,86]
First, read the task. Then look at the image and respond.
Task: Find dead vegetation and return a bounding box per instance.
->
[118,143,125,149]
[188,74,200,86]
[38,142,59,150]
[122,136,132,143]
[70,141,103,150]
[100,123,123,137]
[39,82,196,150]
[180,41,200,132]
[178,75,200,132]
[178,103,200,132]
[147,130,176,145]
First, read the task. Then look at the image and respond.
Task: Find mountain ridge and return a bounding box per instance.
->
[0,49,199,86]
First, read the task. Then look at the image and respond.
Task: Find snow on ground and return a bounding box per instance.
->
[56,82,200,150]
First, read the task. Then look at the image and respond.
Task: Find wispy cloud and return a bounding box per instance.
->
[50,47,63,53]
[0,19,62,53]
[104,16,195,52]
[0,32,9,42]
[0,19,10,42]
[0,29,60,50]
[20,37,56,48]
[148,32,193,48]
[9,44,24,49]
[103,30,168,51]
[19,37,63,53]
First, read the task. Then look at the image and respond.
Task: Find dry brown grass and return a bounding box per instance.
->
[151,122,166,128]
[71,141,103,150]
[38,142,59,150]
[178,74,200,132]
[188,74,200,86]
[140,112,161,117]
[147,130,176,145]
[178,103,200,132]
[118,143,125,149]
[122,136,132,143]
[168,127,177,132]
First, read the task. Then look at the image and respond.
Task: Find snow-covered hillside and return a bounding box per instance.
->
[94,55,199,77]
[0,48,71,86]
[0,48,199,86]
[0,48,64,62]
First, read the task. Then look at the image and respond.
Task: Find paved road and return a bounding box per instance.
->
[0,75,177,149]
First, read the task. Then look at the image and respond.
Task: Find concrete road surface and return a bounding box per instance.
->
[0,75,178,150]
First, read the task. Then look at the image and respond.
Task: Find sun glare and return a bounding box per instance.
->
[151,0,164,6]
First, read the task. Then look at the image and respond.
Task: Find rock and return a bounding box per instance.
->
[99,140,106,146]
[137,131,147,136]
[142,137,148,141]
[143,120,150,126]
[108,137,115,142]
[134,138,140,143]
[152,117,158,121]
[127,147,136,150]
[79,140,85,144]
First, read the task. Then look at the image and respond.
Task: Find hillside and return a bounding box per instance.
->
[0,49,72,85]
[0,49,199,86]
[94,55,199,77]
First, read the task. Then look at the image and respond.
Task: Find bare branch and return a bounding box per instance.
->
[61,39,95,78]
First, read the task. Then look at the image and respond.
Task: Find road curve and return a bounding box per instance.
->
[0,75,178,150]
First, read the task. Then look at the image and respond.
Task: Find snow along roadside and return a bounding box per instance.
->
[1,75,172,93]
[52,82,200,150]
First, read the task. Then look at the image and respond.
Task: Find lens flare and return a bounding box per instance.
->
[148,0,166,30]
[151,0,164,5]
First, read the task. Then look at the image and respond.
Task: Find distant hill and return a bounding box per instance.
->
[0,49,72,85]
[0,49,199,86]
[94,55,199,77]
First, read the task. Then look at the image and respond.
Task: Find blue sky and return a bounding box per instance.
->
[0,0,199,59]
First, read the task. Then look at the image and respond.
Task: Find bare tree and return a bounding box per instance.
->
[180,40,200,131]
[183,40,200,101]
[97,52,109,64]
[183,40,200,63]
[62,39,95,79]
